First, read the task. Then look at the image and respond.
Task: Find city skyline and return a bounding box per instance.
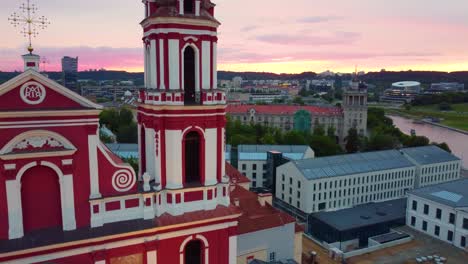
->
[2,0,468,73]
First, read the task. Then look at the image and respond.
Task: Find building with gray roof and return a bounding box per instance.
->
[275,146,461,214]
[407,179,468,252]
[235,145,314,188]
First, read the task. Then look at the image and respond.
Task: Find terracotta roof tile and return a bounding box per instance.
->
[156,205,241,227]
[225,162,251,184]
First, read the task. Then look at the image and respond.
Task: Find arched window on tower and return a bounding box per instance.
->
[184,131,201,186]
[184,0,194,14]
[184,46,197,105]
[184,240,202,264]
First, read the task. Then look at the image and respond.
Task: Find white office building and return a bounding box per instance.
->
[276,146,461,214]
[237,145,314,188]
[407,179,468,251]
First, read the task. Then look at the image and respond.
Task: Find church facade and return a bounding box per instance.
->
[0,1,240,263]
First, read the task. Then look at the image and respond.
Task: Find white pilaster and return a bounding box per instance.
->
[145,127,156,181]
[165,130,183,189]
[205,128,217,186]
[147,250,157,263]
[6,180,23,239]
[88,134,101,199]
[138,124,143,179]
[229,235,237,264]
[159,39,166,89]
[144,44,148,88]
[221,127,225,177]
[150,39,157,89]
[195,0,201,16]
[212,42,218,89]
[61,174,77,231]
[168,39,180,90]
[178,0,184,15]
[201,41,211,89]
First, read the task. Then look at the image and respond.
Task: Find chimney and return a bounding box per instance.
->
[257,193,272,206]
[22,53,40,72]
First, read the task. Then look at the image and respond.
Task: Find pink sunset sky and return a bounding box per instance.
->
[2,0,468,73]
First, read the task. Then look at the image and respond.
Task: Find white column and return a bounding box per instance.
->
[88,134,101,199]
[165,130,183,189]
[6,180,23,239]
[61,174,77,230]
[138,124,143,179]
[155,131,162,184]
[159,39,166,89]
[201,41,211,89]
[178,0,184,15]
[145,127,156,181]
[205,128,217,185]
[147,250,157,264]
[195,0,201,16]
[144,44,148,88]
[212,42,218,89]
[221,127,226,177]
[229,235,237,264]
[150,39,157,89]
[168,39,180,90]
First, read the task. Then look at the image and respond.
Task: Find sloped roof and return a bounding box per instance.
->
[226,162,251,184]
[409,178,468,209]
[293,149,415,180]
[0,69,102,110]
[230,186,296,235]
[401,145,460,165]
[227,105,342,116]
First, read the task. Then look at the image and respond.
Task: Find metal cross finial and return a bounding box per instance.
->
[8,0,50,54]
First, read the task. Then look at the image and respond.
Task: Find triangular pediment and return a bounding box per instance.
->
[0,69,102,111]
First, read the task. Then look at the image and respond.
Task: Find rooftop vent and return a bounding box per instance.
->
[360,215,371,220]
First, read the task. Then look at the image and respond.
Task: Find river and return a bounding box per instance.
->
[389,115,468,169]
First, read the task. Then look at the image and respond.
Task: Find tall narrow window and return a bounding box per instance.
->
[185,131,201,185]
[184,46,196,104]
[184,0,194,14]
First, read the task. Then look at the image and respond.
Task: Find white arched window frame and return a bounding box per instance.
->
[179,234,209,264]
[1,130,78,239]
[181,41,200,93]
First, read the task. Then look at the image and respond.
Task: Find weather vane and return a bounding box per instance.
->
[8,0,50,54]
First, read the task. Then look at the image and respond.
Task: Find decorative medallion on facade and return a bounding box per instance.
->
[11,136,65,153]
[112,169,136,192]
[20,81,46,105]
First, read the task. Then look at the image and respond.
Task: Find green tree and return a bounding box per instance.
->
[404,136,430,147]
[99,108,120,132]
[119,107,135,125]
[116,123,138,143]
[292,96,305,105]
[327,126,336,139]
[432,142,452,153]
[366,134,398,151]
[123,157,139,176]
[313,125,325,136]
[439,102,452,111]
[283,131,307,145]
[345,128,361,153]
[308,135,342,157]
[260,133,276,144]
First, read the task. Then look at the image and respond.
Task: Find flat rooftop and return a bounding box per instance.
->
[401,145,460,165]
[238,144,309,161]
[309,199,407,231]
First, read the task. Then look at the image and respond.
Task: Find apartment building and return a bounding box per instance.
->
[407,179,468,251]
[276,146,461,214]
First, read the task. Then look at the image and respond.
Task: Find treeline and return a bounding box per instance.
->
[226,117,342,157]
[363,108,451,152]
[99,107,138,143]
[411,92,468,106]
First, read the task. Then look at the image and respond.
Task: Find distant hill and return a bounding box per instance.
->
[1,70,468,87]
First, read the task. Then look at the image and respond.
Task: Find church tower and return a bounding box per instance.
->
[137,0,229,216]
[341,72,368,141]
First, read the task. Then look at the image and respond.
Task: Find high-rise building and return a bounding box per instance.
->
[61,56,79,93]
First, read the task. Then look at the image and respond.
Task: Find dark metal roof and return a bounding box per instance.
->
[409,178,468,209]
[294,149,414,180]
[401,145,460,165]
[309,199,407,231]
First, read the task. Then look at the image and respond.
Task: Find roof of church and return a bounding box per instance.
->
[226,104,342,116]
[230,186,296,235]
[225,162,251,184]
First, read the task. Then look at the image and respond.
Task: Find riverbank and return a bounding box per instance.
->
[386,104,468,132]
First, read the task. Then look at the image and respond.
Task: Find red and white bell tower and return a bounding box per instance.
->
[138,0,228,216]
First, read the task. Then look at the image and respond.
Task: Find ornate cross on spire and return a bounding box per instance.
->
[8,0,50,54]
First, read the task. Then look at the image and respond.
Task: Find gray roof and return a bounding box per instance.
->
[401,145,460,165]
[310,199,407,231]
[238,145,309,161]
[105,143,138,159]
[294,149,415,180]
[409,178,468,208]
